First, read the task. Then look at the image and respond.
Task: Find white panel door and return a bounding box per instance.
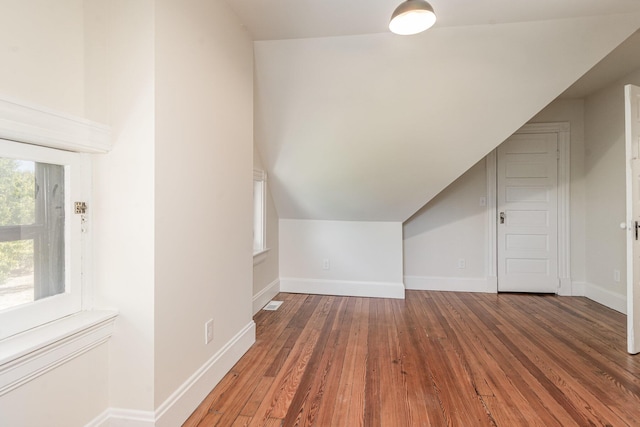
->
[625,84,640,354]
[497,133,559,293]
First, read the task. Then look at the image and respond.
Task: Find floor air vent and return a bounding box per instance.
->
[263,300,283,311]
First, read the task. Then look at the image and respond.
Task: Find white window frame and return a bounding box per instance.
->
[0,140,84,340]
[0,95,116,396]
[253,169,269,264]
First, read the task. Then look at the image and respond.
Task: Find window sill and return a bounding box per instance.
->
[253,248,271,266]
[0,309,118,396]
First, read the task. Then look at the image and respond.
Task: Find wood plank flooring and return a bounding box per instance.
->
[184,291,640,426]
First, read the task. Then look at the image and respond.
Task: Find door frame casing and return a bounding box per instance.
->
[486,122,572,294]
[625,84,640,354]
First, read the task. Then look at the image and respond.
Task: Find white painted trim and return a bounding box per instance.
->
[154,321,256,427]
[579,282,627,314]
[557,127,572,293]
[0,95,111,153]
[572,281,586,296]
[557,277,574,296]
[0,310,118,396]
[488,122,571,294]
[485,151,497,292]
[253,170,267,255]
[253,248,271,266]
[280,277,405,299]
[625,84,640,354]
[253,279,280,315]
[486,276,498,293]
[517,122,570,133]
[85,408,155,427]
[253,169,266,181]
[85,409,110,427]
[87,321,256,427]
[404,276,495,293]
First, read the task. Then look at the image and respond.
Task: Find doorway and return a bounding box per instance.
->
[486,123,571,294]
[497,132,559,292]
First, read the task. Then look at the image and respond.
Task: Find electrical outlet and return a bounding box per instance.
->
[322,258,330,270]
[614,269,621,283]
[205,319,214,344]
[457,258,466,269]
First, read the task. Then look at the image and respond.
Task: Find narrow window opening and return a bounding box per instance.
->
[253,170,267,255]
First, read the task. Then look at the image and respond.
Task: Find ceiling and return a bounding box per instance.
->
[225,0,640,41]
[226,1,640,222]
[560,29,640,99]
[227,0,640,99]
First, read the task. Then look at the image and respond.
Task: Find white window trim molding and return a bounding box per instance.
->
[0,310,117,395]
[253,169,266,182]
[0,95,115,394]
[486,122,571,294]
[0,95,111,154]
[253,169,267,254]
[253,247,271,266]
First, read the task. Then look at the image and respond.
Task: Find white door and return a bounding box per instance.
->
[625,84,640,354]
[497,133,559,293]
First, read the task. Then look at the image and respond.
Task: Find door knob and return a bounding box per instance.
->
[499,212,505,224]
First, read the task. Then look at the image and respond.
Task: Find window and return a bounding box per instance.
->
[0,97,116,395]
[0,139,85,340]
[253,169,267,255]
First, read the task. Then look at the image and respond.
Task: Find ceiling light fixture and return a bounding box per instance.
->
[389,0,437,35]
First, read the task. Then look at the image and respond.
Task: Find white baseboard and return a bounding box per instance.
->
[576,281,626,314]
[155,320,256,427]
[280,277,405,299]
[557,277,574,296]
[486,276,498,293]
[85,408,155,427]
[404,276,495,293]
[86,321,256,427]
[572,281,585,296]
[253,279,280,315]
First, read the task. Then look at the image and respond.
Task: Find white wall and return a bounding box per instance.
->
[90,0,157,414]
[253,146,280,313]
[403,98,587,294]
[0,2,112,426]
[581,68,640,312]
[2,1,254,425]
[404,160,490,292]
[280,220,404,298]
[255,13,640,223]
[401,75,640,314]
[153,0,255,424]
[88,1,257,424]
[0,0,85,116]
[258,16,640,303]
[0,344,109,427]
[530,99,586,285]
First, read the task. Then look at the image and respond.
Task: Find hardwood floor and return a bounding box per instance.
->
[184,291,640,426]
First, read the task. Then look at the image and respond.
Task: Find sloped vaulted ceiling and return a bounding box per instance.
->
[229,1,640,222]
